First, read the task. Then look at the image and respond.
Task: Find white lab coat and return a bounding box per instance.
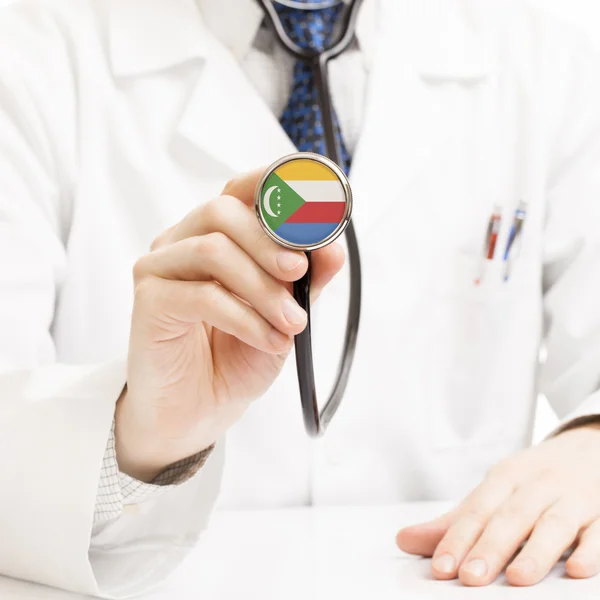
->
[1,0,600,596]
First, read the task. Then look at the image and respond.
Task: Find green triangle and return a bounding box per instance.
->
[260,173,305,232]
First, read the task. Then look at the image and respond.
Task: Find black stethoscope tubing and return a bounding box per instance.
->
[257,0,364,437]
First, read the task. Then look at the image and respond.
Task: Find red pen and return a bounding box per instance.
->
[475,205,502,285]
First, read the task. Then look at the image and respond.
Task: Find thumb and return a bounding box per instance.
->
[396,510,456,557]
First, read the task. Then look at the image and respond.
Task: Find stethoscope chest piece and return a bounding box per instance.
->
[255,152,352,252]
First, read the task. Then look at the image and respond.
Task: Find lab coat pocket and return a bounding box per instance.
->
[423,252,528,450]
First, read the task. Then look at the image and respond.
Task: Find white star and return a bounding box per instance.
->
[277,196,281,201]
[277,188,281,192]
[277,210,281,215]
[277,203,281,208]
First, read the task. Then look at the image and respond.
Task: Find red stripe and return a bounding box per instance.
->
[285,202,345,224]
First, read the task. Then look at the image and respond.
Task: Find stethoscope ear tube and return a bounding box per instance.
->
[258,0,364,437]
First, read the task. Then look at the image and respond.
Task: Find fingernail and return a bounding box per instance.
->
[432,554,456,574]
[463,559,488,579]
[277,251,303,272]
[511,557,537,575]
[267,328,291,350]
[282,298,307,325]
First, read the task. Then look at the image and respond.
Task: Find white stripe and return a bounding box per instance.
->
[284,180,345,202]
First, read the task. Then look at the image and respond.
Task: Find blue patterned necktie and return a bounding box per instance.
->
[274,0,352,173]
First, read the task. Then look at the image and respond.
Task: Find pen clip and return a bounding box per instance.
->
[503,200,527,281]
[475,204,502,285]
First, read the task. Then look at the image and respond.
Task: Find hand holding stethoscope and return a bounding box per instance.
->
[255,0,363,437]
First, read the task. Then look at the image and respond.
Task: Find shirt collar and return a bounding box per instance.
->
[196,0,375,64]
[109,0,375,76]
[195,0,265,62]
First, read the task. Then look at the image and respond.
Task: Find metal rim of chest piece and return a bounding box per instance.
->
[272,0,344,10]
[254,152,353,253]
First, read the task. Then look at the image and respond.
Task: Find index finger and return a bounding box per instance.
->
[151,167,267,251]
[221,167,267,206]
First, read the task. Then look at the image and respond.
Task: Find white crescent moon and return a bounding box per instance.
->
[263,185,279,218]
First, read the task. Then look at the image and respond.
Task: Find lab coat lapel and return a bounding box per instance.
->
[173,0,295,174]
[350,0,497,237]
[175,45,296,174]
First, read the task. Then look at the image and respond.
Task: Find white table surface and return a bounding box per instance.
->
[1,502,599,599]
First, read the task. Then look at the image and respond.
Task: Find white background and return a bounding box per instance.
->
[1,0,599,439]
[528,0,600,52]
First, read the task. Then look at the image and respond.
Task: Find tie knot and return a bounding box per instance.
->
[273,1,344,53]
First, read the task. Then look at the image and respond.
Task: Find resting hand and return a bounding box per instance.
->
[396,424,600,586]
[116,169,344,481]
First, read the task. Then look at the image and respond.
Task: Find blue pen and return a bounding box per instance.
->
[503,200,527,281]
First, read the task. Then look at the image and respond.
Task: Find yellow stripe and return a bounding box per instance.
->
[275,159,338,181]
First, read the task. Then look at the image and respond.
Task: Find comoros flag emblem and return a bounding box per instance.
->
[256,154,352,251]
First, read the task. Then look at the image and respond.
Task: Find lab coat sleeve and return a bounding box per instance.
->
[0,6,224,598]
[539,41,600,434]
[94,421,215,524]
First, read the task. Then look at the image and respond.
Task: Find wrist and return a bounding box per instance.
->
[115,387,215,482]
[115,386,216,483]
[114,387,163,482]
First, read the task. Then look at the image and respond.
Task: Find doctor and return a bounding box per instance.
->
[2,0,600,596]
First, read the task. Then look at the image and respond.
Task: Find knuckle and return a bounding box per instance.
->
[133,276,161,309]
[540,510,579,535]
[199,280,223,305]
[202,231,230,255]
[132,255,151,282]
[187,231,228,259]
[233,300,256,332]
[201,198,224,228]
[460,507,490,529]
[199,281,258,335]
[491,504,524,526]
[187,236,207,258]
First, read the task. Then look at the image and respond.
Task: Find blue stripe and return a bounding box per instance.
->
[275,223,338,245]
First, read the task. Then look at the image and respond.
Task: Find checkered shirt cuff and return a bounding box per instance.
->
[94,422,215,523]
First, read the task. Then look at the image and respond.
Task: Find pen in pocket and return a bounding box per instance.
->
[475,204,502,286]
[503,200,527,282]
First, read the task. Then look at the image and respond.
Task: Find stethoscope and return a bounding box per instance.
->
[255,0,364,437]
